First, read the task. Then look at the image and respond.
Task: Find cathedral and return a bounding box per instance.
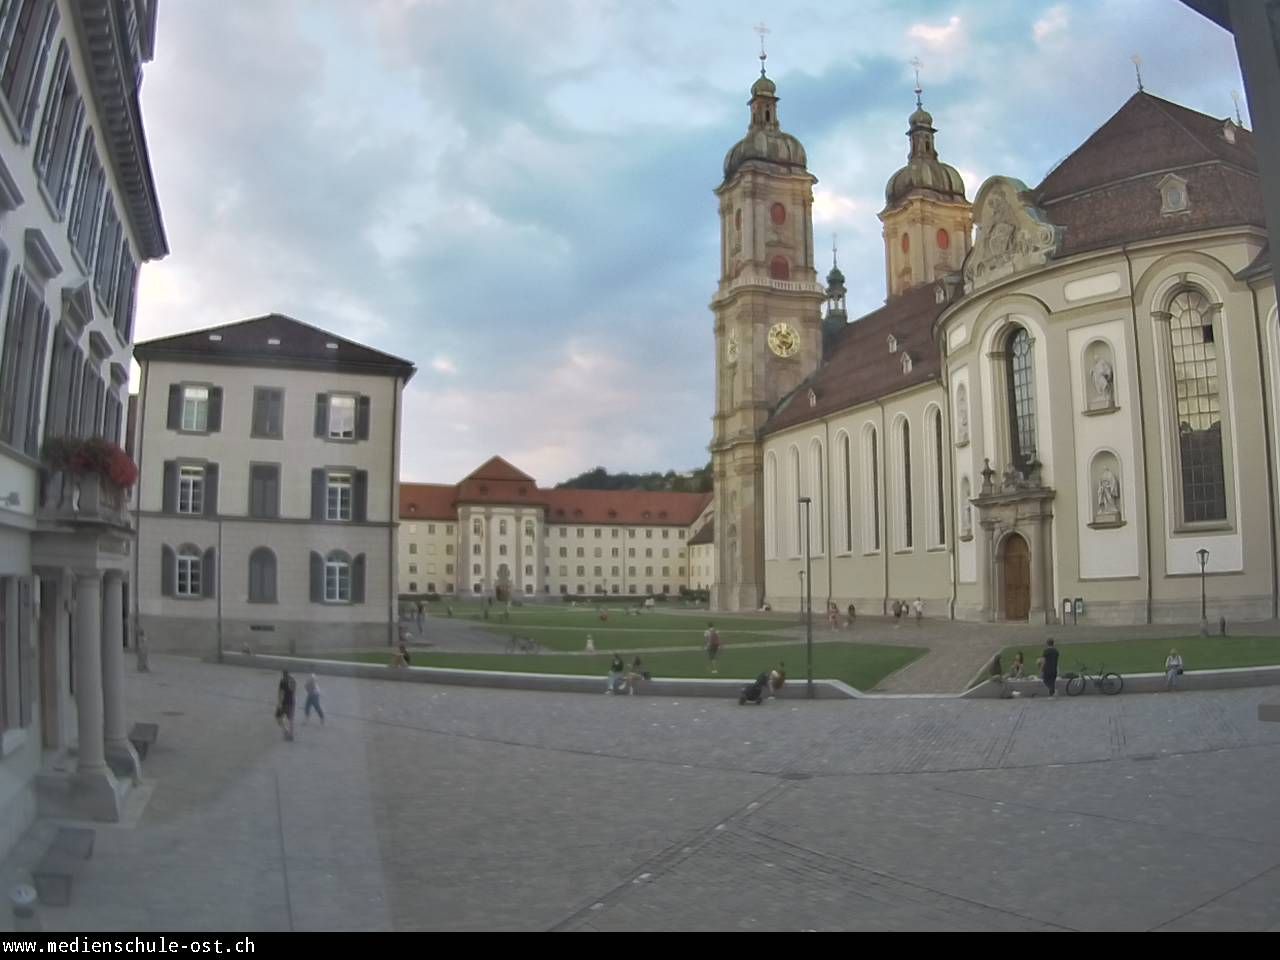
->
[710,63,1277,624]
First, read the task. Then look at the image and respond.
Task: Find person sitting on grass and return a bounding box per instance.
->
[1009,651,1025,679]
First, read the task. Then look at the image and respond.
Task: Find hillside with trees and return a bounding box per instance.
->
[556,462,712,493]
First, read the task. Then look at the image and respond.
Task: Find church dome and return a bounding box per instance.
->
[724,128,808,178]
[884,102,966,206]
[723,71,808,180]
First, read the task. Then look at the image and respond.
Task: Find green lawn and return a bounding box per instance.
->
[455,627,797,653]
[996,635,1280,677]
[332,642,925,691]
[418,602,794,634]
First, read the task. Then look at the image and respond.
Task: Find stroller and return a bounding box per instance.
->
[739,671,770,706]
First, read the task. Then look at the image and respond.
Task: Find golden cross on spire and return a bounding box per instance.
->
[910,56,924,107]
[754,22,770,76]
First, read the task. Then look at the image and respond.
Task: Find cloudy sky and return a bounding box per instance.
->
[133,0,1244,485]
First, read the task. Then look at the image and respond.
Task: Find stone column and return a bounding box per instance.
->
[1028,521,1046,624]
[73,571,121,820]
[101,571,140,781]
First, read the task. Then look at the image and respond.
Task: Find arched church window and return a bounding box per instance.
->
[764,452,778,560]
[900,419,913,550]
[933,408,946,546]
[809,439,825,555]
[789,445,802,557]
[1169,288,1227,522]
[770,256,790,281]
[1006,327,1037,471]
[840,432,853,553]
[863,426,881,553]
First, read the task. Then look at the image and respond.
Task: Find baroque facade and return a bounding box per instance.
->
[712,68,1276,625]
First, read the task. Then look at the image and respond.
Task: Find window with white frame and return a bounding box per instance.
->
[499,519,507,535]
[178,465,204,514]
[473,519,482,536]
[838,431,853,553]
[181,385,209,432]
[324,395,356,439]
[325,553,351,602]
[176,546,202,597]
[326,472,353,521]
[1168,287,1228,523]
[0,0,59,139]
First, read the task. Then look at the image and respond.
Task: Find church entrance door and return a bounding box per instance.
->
[1002,534,1031,621]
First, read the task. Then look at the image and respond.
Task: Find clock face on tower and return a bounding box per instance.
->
[767,322,799,358]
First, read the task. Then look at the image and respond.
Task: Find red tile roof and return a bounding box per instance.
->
[399,483,457,520]
[541,488,711,527]
[400,460,713,526]
[1036,92,1264,257]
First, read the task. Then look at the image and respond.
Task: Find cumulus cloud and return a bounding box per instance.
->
[1034,5,1070,43]
[431,356,458,375]
[907,15,964,52]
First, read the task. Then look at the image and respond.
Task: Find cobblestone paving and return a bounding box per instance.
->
[7,656,1278,931]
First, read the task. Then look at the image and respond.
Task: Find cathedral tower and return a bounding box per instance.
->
[879,87,973,299]
[710,58,826,611]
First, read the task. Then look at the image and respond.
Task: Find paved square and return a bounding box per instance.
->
[5,656,1280,931]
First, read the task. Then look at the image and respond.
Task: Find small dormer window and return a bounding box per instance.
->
[901,352,913,374]
[267,337,281,346]
[1158,174,1190,216]
[807,388,817,408]
[887,334,898,354]
[1223,120,1237,144]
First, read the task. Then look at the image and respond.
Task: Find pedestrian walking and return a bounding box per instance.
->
[1041,638,1060,697]
[892,599,903,626]
[913,597,924,624]
[704,622,722,675]
[416,600,425,634]
[847,603,856,631]
[275,670,296,741]
[1165,648,1184,691]
[303,673,325,724]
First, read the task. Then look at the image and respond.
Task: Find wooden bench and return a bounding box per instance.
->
[32,827,95,907]
[128,722,159,760]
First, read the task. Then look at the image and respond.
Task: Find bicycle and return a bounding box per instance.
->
[1063,663,1123,696]
[506,634,540,654]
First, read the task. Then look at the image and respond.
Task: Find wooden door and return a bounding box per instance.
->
[1003,535,1031,621]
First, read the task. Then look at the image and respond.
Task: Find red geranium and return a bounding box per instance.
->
[42,436,139,491]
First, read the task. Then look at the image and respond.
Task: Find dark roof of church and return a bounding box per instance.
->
[762,282,946,435]
[134,314,417,380]
[688,520,715,546]
[1035,92,1264,257]
[1237,243,1273,280]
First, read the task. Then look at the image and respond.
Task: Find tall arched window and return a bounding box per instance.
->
[1169,288,1227,522]
[862,425,880,552]
[899,418,913,549]
[838,431,853,553]
[248,547,277,603]
[1006,327,1038,470]
[808,439,825,555]
[789,445,802,557]
[932,407,946,546]
[325,550,351,602]
[764,452,778,560]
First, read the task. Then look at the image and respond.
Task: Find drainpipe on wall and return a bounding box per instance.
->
[937,319,958,621]
[131,360,148,648]
[1122,245,1155,624]
[1249,283,1280,619]
[388,378,401,647]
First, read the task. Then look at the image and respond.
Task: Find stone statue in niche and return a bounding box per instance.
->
[1095,465,1120,521]
[1089,349,1115,410]
[956,385,969,444]
[962,502,973,537]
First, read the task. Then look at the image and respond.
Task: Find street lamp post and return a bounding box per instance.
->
[1197,547,1210,637]
[799,497,814,700]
